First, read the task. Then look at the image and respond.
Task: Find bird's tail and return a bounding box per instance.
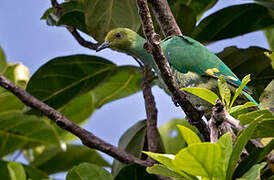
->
[243,92,260,109]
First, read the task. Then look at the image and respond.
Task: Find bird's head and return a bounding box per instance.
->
[96,28,138,52]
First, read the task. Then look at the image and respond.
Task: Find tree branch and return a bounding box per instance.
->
[136,0,210,141]
[50,0,98,50]
[0,74,150,167]
[141,66,159,164]
[148,0,182,37]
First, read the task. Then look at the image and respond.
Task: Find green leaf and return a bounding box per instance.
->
[66,162,112,180]
[146,164,185,179]
[229,102,257,115]
[234,139,274,178]
[241,162,266,180]
[230,75,251,108]
[0,160,48,180]
[216,133,233,179]
[217,46,274,100]
[57,92,94,142]
[30,145,109,174]
[26,55,115,110]
[193,3,274,43]
[92,66,142,108]
[84,0,141,43]
[218,76,231,108]
[171,2,196,36]
[112,120,147,177]
[159,119,199,154]
[0,112,60,157]
[114,164,157,180]
[7,162,26,180]
[253,118,274,138]
[238,110,273,125]
[260,79,274,111]
[174,143,222,179]
[265,28,274,50]
[143,151,175,169]
[181,87,218,105]
[178,0,217,19]
[177,125,201,145]
[226,118,260,180]
[0,46,7,73]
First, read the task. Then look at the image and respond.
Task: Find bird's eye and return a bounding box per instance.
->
[115,33,121,38]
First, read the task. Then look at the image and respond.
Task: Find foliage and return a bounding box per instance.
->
[0,0,274,179]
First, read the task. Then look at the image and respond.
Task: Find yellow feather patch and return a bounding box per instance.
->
[205,68,220,76]
[226,75,238,81]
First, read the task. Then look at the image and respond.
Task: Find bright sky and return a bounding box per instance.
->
[0,0,269,178]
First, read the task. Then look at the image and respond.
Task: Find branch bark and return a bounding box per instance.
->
[0,74,150,167]
[136,0,210,141]
[141,66,159,164]
[148,0,182,37]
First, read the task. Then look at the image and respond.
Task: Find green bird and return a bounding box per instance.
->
[96,28,258,113]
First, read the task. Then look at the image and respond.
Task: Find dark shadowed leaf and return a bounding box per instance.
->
[7,162,26,180]
[57,92,94,142]
[193,3,274,43]
[112,120,147,177]
[66,162,112,180]
[114,164,157,180]
[252,119,274,138]
[226,118,260,180]
[0,112,60,157]
[234,139,274,178]
[241,162,266,180]
[84,0,141,43]
[26,55,115,110]
[0,160,48,180]
[30,145,109,174]
[217,46,274,100]
[265,28,274,50]
[238,110,273,125]
[92,66,142,108]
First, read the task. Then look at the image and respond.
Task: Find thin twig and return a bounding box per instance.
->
[136,0,210,141]
[0,74,150,167]
[141,66,159,164]
[51,0,98,50]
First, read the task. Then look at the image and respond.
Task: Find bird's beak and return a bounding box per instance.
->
[96,42,109,52]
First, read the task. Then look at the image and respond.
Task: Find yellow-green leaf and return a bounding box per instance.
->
[177,125,201,145]
[181,87,218,105]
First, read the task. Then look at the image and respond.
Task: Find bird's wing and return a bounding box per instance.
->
[162,36,252,94]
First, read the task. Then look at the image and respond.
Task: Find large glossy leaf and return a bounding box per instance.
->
[30,145,109,174]
[7,162,26,180]
[66,162,112,180]
[260,79,274,111]
[0,112,60,157]
[238,110,273,125]
[0,160,48,180]
[0,46,7,73]
[56,92,94,142]
[193,3,274,43]
[217,46,274,100]
[84,0,141,43]
[174,143,222,179]
[114,164,157,180]
[234,139,274,178]
[159,119,200,154]
[26,55,115,109]
[112,120,147,177]
[177,0,217,18]
[92,66,142,108]
[226,117,260,180]
[41,1,88,33]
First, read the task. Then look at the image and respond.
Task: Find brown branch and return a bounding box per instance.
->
[136,0,210,141]
[0,74,150,167]
[148,0,182,37]
[141,66,159,164]
[51,0,98,50]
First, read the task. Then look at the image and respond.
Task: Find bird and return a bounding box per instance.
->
[96,28,258,113]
